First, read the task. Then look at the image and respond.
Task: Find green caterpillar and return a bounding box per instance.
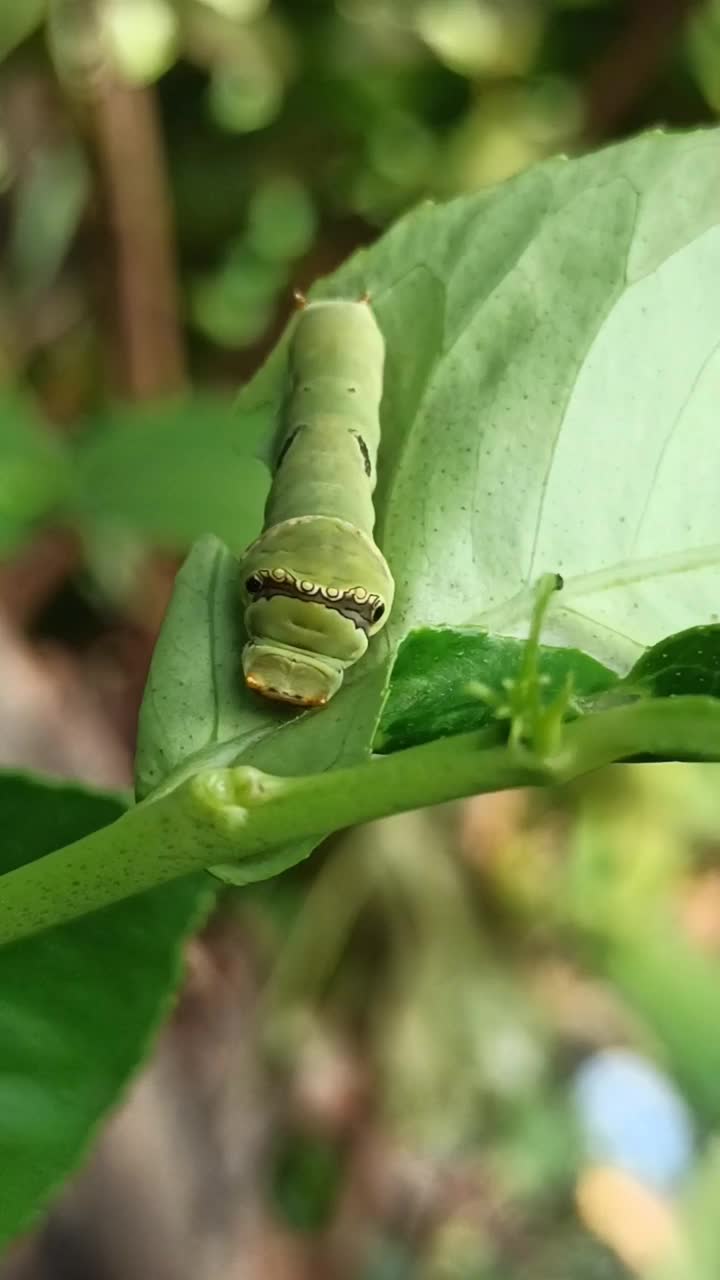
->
[239,295,394,707]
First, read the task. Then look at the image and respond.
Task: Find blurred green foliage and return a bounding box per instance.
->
[0,0,716,383]
[0,389,71,552]
[245,765,720,1278]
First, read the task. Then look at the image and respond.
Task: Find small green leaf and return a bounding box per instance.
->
[72,395,270,555]
[134,534,285,800]
[136,535,394,883]
[623,624,720,700]
[0,772,211,1247]
[0,390,71,553]
[8,143,89,298]
[375,626,616,753]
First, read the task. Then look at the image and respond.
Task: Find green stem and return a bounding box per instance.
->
[556,695,720,778]
[0,733,543,946]
[1,695,720,947]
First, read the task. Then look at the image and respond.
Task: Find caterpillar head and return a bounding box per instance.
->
[242,641,344,707]
[241,568,388,706]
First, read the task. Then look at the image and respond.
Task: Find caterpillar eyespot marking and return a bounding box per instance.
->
[244,568,387,626]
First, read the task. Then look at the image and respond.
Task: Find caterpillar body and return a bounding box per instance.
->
[239,297,394,707]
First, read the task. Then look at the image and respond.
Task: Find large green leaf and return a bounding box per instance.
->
[0,773,211,1247]
[139,128,720,878]
[332,133,720,665]
[238,129,720,667]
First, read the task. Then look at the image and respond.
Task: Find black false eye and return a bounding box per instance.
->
[245,573,263,596]
[371,601,385,623]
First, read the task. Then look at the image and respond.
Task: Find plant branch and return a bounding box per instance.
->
[0,734,547,947]
[90,79,185,398]
[1,696,720,947]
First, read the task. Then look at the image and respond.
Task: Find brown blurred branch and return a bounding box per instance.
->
[0,528,81,626]
[83,76,188,726]
[0,71,186,627]
[584,0,698,140]
[90,80,186,399]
